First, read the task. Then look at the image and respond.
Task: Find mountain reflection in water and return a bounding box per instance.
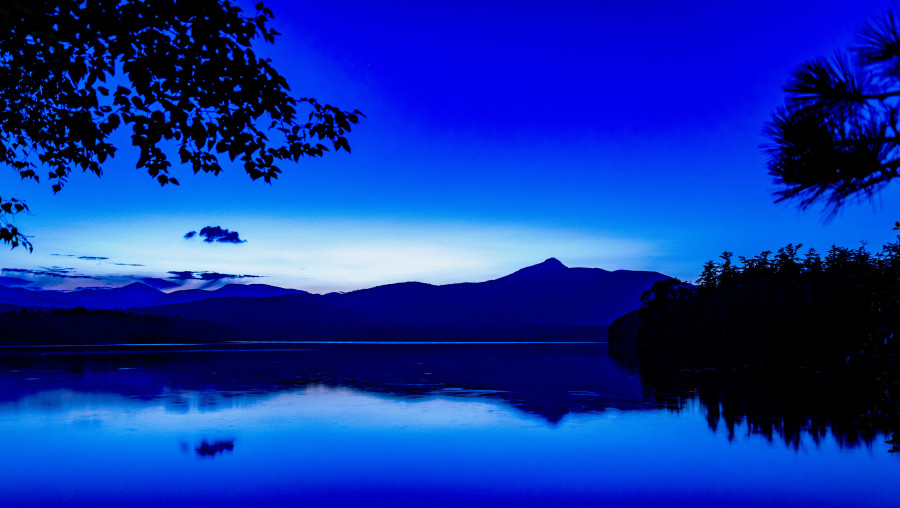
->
[0,342,891,449]
[0,343,650,423]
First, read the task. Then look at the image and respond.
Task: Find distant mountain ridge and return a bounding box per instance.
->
[148,284,304,306]
[326,258,667,327]
[0,283,302,309]
[0,259,671,341]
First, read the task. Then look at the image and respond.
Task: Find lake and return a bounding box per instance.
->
[0,343,897,507]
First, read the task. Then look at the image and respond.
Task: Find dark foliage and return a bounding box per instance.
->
[619,242,899,366]
[764,11,900,217]
[0,196,29,250]
[609,241,900,449]
[0,0,362,249]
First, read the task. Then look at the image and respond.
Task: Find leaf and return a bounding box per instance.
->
[0,0,360,250]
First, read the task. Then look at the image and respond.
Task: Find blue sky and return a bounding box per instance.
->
[3,0,900,292]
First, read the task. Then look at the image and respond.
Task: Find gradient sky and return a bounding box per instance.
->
[3,0,900,293]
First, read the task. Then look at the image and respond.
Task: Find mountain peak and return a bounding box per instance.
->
[501,257,568,280]
[538,258,567,269]
[521,258,568,272]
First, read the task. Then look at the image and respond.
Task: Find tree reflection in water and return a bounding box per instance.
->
[609,342,890,452]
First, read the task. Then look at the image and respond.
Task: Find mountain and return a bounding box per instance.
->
[0,282,300,309]
[325,258,663,327]
[148,284,304,306]
[0,285,83,308]
[68,283,165,308]
[0,259,671,342]
[501,257,568,279]
[0,283,164,309]
[137,259,670,341]
[0,276,34,288]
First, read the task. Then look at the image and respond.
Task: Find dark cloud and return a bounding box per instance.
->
[167,270,261,281]
[200,272,261,281]
[51,253,76,257]
[198,226,244,243]
[114,263,145,267]
[167,271,197,281]
[183,226,246,244]
[78,256,109,261]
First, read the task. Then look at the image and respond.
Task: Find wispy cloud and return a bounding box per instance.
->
[1,267,97,280]
[201,272,260,281]
[52,253,137,265]
[184,226,246,244]
[1,267,262,291]
[167,270,261,281]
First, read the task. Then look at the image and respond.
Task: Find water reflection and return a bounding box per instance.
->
[608,342,889,451]
[195,439,235,458]
[0,343,894,452]
[0,343,649,423]
[0,344,897,507]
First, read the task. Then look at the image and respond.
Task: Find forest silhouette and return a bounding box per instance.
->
[609,241,900,450]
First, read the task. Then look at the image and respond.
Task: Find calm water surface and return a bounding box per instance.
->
[0,343,896,507]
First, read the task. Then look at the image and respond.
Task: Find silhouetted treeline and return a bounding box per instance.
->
[0,307,238,345]
[611,242,899,367]
[609,241,900,449]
